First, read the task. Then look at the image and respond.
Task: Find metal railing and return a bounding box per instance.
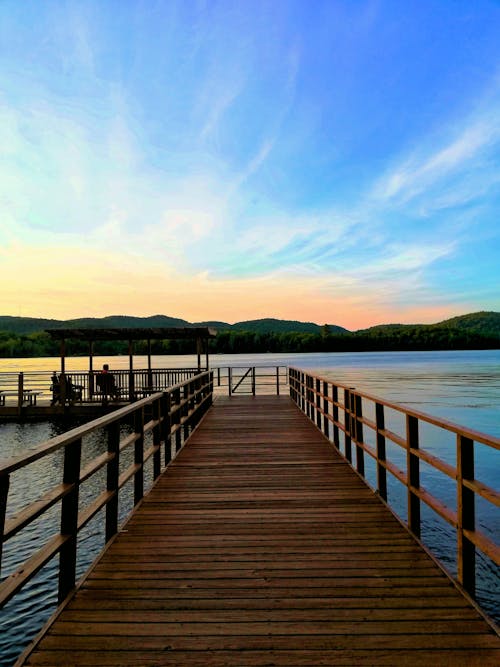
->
[289,367,500,600]
[0,371,213,609]
[212,365,288,395]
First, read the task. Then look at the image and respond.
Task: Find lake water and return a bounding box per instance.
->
[0,350,499,665]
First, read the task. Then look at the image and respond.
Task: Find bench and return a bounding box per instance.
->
[0,390,43,406]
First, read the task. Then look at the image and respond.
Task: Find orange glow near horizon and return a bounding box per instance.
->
[1,248,467,331]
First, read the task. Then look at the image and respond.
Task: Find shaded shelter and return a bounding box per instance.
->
[46,327,217,402]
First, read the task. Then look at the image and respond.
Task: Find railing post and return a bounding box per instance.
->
[59,437,82,602]
[332,385,339,449]
[276,367,280,395]
[344,388,353,463]
[0,474,9,577]
[106,421,120,543]
[128,371,135,403]
[208,370,214,409]
[407,415,420,538]
[134,407,144,505]
[375,402,387,501]
[152,398,162,480]
[457,435,475,597]
[89,370,94,399]
[228,367,232,397]
[322,381,329,439]
[17,372,24,414]
[252,367,256,396]
[354,393,365,477]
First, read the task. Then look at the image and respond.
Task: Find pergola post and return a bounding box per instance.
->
[88,341,94,397]
[147,339,153,389]
[196,337,202,372]
[60,339,66,374]
[128,339,134,402]
[60,339,66,405]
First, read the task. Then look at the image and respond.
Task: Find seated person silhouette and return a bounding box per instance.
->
[96,364,119,402]
[50,372,61,405]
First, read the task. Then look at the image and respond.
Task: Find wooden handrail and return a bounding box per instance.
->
[289,366,500,600]
[0,371,213,609]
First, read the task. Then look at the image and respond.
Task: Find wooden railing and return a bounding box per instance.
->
[0,371,213,609]
[289,367,500,599]
[0,368,201,407]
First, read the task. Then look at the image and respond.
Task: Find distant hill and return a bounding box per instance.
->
[435,311,500,338]
[0,311,498,338]
[358,311,500,339]
[0,314,347,335]
[0,314,191,334]
[0,316,63,334]
[228,318,348,335]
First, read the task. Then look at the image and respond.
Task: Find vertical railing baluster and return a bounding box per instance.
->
[323,381,329,439]
[228,367,232,397]
[175,388,182,452]
[162,392,172,465]
[183,382,190,441]
[276,366,280,395]
[252,367,256,396]
[457,435,475,596]
[134,407,144,506]
[375,402,387,501]
[354,393,365,477]
[332,385,339,449]
[152,398,161,480]
[106,421,120,543]
[304,374,308,417]
[407,415,420,538]
[301,372,305,411]
[59,438,82,602]
[344,388,352,463]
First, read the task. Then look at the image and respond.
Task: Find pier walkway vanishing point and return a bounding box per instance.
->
[16,394,499,666]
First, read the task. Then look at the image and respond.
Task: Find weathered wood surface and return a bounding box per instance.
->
[21,396,499,666]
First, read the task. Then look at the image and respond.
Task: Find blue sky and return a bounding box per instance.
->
[1,0,499,329]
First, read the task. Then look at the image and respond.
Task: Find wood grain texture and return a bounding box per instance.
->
[22,396,499,666]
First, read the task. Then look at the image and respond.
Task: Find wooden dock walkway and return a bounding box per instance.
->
[21,396,499,666]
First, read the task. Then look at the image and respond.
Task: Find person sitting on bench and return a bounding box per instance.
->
[50,371,61,405]
[96,364,119,402]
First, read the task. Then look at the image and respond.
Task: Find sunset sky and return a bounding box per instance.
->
[1,1,500,330]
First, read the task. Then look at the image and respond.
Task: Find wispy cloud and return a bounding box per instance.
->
[372,108,500,210]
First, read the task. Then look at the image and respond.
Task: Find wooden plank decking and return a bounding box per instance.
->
[21,396,499,666]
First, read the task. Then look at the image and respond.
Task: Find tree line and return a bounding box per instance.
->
[0,326,498,359]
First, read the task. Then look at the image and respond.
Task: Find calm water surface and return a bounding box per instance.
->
[0,350,499,665]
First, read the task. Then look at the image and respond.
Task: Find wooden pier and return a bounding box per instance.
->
[18,395,499,666]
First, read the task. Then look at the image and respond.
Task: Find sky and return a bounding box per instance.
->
[1,0,500,330]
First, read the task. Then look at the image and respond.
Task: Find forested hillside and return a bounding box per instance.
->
[0,311,498,357]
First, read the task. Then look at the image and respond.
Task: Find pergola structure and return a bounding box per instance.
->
[46,327,217,375]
